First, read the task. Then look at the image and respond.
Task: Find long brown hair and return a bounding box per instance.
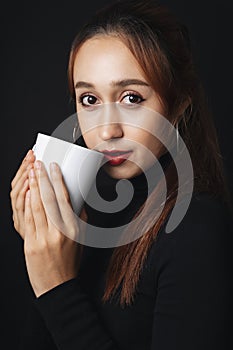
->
[67,0,231,306]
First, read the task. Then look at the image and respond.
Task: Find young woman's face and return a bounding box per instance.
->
[73,36,166,179]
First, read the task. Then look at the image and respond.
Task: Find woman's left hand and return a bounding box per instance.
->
[24,160,87,298]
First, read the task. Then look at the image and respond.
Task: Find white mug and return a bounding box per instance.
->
[32,133,104,215]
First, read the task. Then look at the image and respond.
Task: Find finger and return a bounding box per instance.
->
[13,178,29,227]
[29,167,48,235]
[50,162,79,238]
[34,161,62,231]
[24,190,36,240]
[10,163,33,206]
[11,150,35,189]
[16,176,29,210]
[49,162,72,209]
[50,162,71,205]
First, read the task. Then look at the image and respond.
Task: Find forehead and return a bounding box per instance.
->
[73,36,146,84]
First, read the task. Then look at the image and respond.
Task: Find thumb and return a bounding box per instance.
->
[79,206,88,223]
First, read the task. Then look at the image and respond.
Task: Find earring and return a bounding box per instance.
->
[176,123,179,154]
[73,123,80,143]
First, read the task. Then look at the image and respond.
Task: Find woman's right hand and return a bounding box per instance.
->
[10,149,36,239]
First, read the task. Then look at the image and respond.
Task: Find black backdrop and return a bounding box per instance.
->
[1,1,233,348]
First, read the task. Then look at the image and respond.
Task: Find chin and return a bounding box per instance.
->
[103,161,143,180]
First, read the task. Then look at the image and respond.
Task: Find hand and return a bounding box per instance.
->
[24,160,87,297]
[10,150,35,239]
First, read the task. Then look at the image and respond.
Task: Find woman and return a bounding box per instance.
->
[10,0,232,349]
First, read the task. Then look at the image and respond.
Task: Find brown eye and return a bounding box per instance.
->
[80,95,98,106]
[122,94,144,105]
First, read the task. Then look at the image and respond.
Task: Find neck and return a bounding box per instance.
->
[84,151,172,228]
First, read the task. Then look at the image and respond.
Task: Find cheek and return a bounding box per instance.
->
[135,131,164,158]
[77,114,92,148]
[127,128,160,150]
[81,130,97,149]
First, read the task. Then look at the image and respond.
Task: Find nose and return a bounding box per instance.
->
[97,103,123,141]
[98,122,123,141]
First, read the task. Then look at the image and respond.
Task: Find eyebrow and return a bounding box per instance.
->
[74,79,150,89]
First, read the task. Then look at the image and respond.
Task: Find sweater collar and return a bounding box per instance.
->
[95,150,172,201]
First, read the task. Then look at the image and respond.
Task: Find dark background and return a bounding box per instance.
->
[1,0,233,348]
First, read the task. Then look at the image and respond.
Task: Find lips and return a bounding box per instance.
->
[101,150,132,166]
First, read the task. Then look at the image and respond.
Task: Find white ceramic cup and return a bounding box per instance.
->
[32,133,104,215]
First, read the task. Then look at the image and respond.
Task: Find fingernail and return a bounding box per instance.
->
[50,162,59,172]
[25,150,31,160]
[34,160,41,170]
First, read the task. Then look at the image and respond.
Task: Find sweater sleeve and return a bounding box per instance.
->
[150,194,233,350]
[34,277,119,350]
[31,194,232,350]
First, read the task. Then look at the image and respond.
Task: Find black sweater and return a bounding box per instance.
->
[19,155,233,350]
